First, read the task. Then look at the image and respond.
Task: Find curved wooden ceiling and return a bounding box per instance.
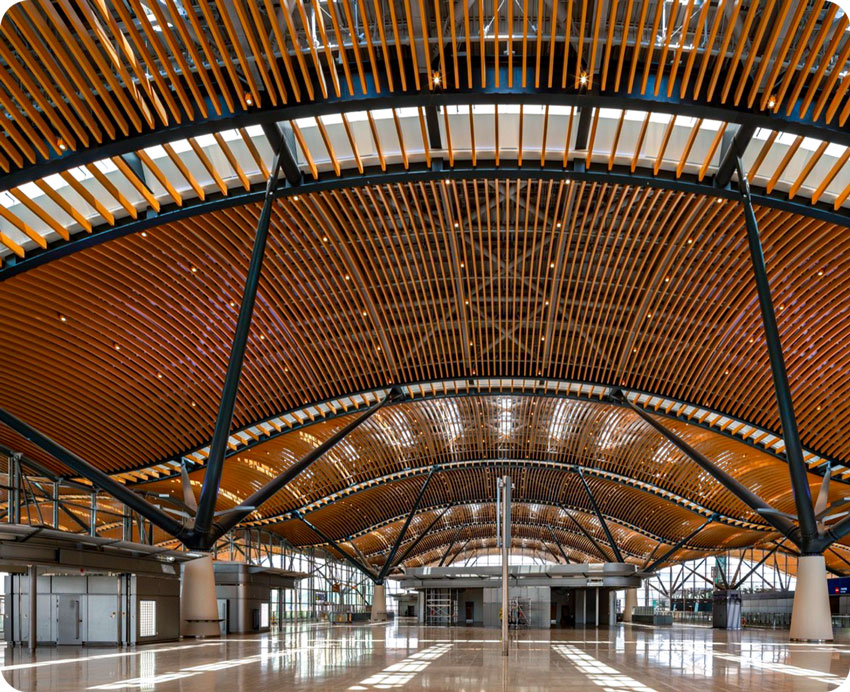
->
[0,0,847,570]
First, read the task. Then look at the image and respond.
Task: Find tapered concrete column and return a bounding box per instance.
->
[181,555,220,637]
[790,554,833,642]
[623,588,638,623]
[371,583,387,622]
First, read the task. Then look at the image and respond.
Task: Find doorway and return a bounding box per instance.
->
[57,595,83,645]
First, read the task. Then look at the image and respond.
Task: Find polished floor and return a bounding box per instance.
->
[2,620,850,691]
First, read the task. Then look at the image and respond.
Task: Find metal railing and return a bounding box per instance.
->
[672,611,712,625]
[741,611,792,629]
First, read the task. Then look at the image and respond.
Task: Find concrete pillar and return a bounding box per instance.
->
[181,555,220,638]
[790,554,833,642]
[371,583,387,622]
[623,588,638,623]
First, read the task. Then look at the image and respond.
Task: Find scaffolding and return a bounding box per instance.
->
[509,597,530,628]
[425,589,458,626]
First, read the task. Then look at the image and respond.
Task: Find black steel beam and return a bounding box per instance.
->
[829,547,850,572]
[128,376,844,490]
[736,155,818,552]
[193,145,284,540]
[546,523,571,564]
[0,407,185,538]
[714,124,757,188]
[573,106,593,154]
[438,526,463,566]
[377,466,437,582]
[577,469,624,562]
[7,155,850,286]
[424,105,443,151]
[543,540,564,564]
[447,535,473,566]
[561,507,610,561]
[350,542,380,579]
[297,515,377,581]
[393,507,450,568]
[262,122,302,187]
[732,539,787,589]
[211,388,401,542]
[641,515,716,573]
[613,390,799,542]
[642,540,663,569]
[9,80,850,196]
[714,558,730,589]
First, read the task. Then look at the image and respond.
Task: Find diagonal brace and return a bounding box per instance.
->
[0,407,184,537]
[641,514,717,573]
[577,468,624,562]
[546,523,571,564]
[377,466,437,582]
[211,388,402,544]
[438,525,463,566]
[613,389,800,544]
[732,539,787,590]
[297,514,377,582]
[393,506,450,569]
[562,507,610,561]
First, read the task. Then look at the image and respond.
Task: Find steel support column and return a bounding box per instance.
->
[193,144,285,539]
[736,155,818,551]
[500,475,511,656]
[577,469,624,562]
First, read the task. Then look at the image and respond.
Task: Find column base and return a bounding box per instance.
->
[181,555,221,638]
[790,554,833,642]
[623,588,637,623]
[371,583,387,622]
